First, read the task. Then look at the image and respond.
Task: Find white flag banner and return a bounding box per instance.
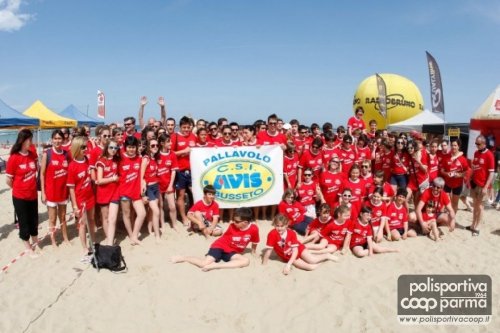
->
[190,146,284,209]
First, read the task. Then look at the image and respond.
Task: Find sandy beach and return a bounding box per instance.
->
[0,148,499,333]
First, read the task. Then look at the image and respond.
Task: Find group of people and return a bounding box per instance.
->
[5,98,497,272]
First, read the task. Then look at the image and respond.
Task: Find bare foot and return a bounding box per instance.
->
[28,250,39,259]
[170,255,185,264]
[130,238,142,246]
[155,237,161,244]
[201,263,217,272]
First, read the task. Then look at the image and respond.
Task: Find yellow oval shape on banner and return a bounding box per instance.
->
[200,159,275,203]
[352,73,424,129]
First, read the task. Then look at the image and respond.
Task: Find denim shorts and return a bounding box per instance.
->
[145,183,160,201]
[175,170,192,190]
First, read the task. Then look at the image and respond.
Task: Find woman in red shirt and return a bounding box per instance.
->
[6,129,40,257]
[96,139,120,245]
[141,138,161,241]
[157,133,179,231]
[67,136,96,259]
[40,129,70,247]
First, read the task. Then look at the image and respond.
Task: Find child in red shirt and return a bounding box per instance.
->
[308,205,352,255]
[385,188,417,241]
[171,207,259,271]
[188,185,222,237]
[262,214,338,275]
[303,204,332,245]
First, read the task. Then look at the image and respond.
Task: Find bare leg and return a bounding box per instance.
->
[391,229,401,241]
[170,255,215,268]
[300,249,338,263]
[120,200,134,239]
[292,258,319,271]
[176,188,189,225]
[57,204,69,244]
[100,204,109,239]
[105,202,120,245]
[148,199,161,241]
[372,243,399,253]
[165,192,178,231]
[202,254,250,271]
[131,200,147,244]
[47,206,58,247]
[352,246,369,257]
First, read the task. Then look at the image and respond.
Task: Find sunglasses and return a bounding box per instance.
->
[150,144,158,148]
[268,122,277,125]
[108,146,119,150]
[342,194,352,198]
[433,186,443,190]
[231,128,239,132]
[362,165,370,169]
[300,131,307,134]
[209,127,217,131]
[102,135,110,138]
[475,142,482,146]
[304,173,313,176]
[223,132,231,136]
[397,141,404,144]
[124,122,134,126]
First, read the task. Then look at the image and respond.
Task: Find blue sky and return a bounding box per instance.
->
[0,0,499,126]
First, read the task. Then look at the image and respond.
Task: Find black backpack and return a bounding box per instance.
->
[91,243,128,273]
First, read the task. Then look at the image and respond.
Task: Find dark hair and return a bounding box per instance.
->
[267,113,278,123]
[51,129,64,139]
[123,135,139,148]
[11,129,33,155]
[143,138,160,159]
[333,204,350,219]
[203,184,216,195]
[311,137,323,149]
[359,206,372,215]
[324,131,335,142]
[123,116,136,124]
[234,207,253,222]
[141,125,156,141]
[179,116,192,127]
[290,119,299,126]
[217,117,228,127]
[396,187,408,198]
[243,124,255,135]
[158,133,171,145]
[322,122,333,134]
[371,186,385,197]
[310,123,320,131]
[337,125,346,134]
[112,127,123,137]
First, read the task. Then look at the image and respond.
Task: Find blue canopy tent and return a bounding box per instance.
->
[0,98,39,128]
[59,104,104,127]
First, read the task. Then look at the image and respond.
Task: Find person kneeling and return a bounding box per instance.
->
[188,184,222,237]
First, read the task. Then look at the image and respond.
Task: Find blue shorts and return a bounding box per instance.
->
[145,183,160,201]
[291,215,313,236]
[390,174,408,189]
[444,184,462,196]
[120,196,132,202]
[175,170,192,190]
[207,248,236,262]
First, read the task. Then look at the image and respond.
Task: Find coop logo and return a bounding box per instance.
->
[200,158,275,203]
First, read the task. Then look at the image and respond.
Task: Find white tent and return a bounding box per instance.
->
[387,109,444,132]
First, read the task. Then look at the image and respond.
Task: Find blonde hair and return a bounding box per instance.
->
[70,136,87,159]
[272,214,289,227]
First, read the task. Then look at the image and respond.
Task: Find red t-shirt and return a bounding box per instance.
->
[391,151,410,175]
[320,219,352,247]
[349,219,373,248]
[278,201,306,226]
[386,202,407,230]
[340,178,366,213]
[44,148,69,202]
[347,116,366,132]
[422,211,437,223]
[256,130,286,146]
[441,155,469,189]
[427,153,439,182]
[365,200,387,228]
[419,188,450,213]
[157,150,179,193]
[67,158,95,210]
[321,146,336,168]
[266,228,305,262]
[307,216,332,235]
[172,132,197,171]
[332,147,357,177]
[293,137,312,156]
[471,149,495,187]
[299,149,323,180]
[214,138,242,147]
[319,171,345,206]
[89,145,104,169]
[211,223,260,253]
[296,180,318,206]
[189,199,220,222]
[95,157,119,204]
[355,146,371,164]
[118,154,142,201]
[143,155,159,184]
[283,152,299,190]
[6,151,38,200]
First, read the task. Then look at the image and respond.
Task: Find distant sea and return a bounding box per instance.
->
[0,128,96,146]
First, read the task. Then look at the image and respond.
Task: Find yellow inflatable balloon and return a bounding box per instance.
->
[353,73,424,129]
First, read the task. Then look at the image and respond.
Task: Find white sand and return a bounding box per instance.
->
[0,149,499,333]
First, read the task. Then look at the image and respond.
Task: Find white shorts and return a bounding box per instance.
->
[46,200,68,208]
[304,204,316,218]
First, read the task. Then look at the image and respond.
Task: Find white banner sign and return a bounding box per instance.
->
[191,146,284,209]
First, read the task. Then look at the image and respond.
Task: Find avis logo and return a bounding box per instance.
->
[200,160,274,203]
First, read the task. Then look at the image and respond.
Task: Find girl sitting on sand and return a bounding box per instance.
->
[303,203,332,245]
[350,206,398,258]
[385,188,417,241]
[262,214,338,275]
[307,205,352,255]
[277,189,313,236]
[364,186,388,243]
